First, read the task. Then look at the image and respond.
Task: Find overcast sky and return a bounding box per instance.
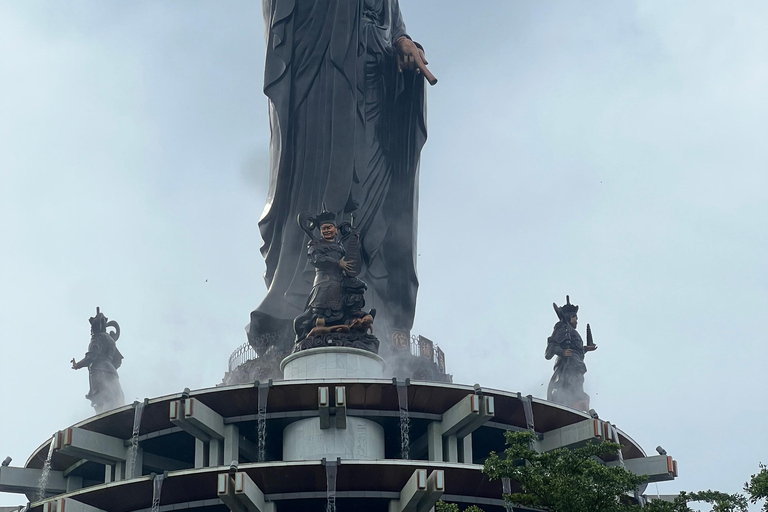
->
[1,0,766,508]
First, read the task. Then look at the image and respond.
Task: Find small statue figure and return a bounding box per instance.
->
[291,209,379,353]
[71,307,125,414]
[545,296,597,411]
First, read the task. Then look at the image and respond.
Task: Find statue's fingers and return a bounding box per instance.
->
[418,48,428,65]
[415,58,438,85]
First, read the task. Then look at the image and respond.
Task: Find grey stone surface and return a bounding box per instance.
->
[281,347,385,380]
[282,417,385,462]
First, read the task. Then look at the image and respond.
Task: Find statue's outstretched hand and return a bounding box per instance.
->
[71,358,78,370]
[396,37,437,85]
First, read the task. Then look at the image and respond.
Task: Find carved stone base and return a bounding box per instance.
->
[293,330,380,354]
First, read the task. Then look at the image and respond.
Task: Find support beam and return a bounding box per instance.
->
[389,469,445,512]
[57,428,127,466]
[335,386,347,430]
[391,469,427,512]
[217,472,275,512]
[441,395,481,437]
[455,397,495,439]
[318,387,331,430]
[170,399,225,442]
[422,394,494,462]
[0,466,66,495]
[608,455,678,483]
[538,419,604,453]
[419,470,445,512]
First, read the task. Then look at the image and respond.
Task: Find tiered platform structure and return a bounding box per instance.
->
[0,347,676,512]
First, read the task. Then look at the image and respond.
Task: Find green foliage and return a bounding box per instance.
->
[744,463,768,511]
[435,502,484,512]
[441,431,764,512]
[483,430,646,512]
[643,490,748,512]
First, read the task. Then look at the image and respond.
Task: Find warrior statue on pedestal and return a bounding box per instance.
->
[292,208,379,354]
[71,307,125,414]
[545,296,598,411]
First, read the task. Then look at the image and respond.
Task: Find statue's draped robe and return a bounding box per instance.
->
[78,333,125,414]
[253,0,427,348]
[545,322,590,411]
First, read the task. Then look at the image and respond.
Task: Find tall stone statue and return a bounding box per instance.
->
[71,307,125,414]
[249,0,436,360]
[545,296,598,411]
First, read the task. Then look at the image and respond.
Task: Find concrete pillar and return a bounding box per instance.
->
[461,435,473,464]
[209,439,222,468]
[223,425,240,465]
[194,439,206,468]
[426,423,443,462]
[444,435,458,463]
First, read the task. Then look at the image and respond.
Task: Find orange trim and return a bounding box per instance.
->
[666,456,673,473]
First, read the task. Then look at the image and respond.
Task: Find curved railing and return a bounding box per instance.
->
[227,335,447,376]
[228,342,257,372]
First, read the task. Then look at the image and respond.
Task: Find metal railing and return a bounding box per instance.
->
[228,342,257,372]
[227,335,446,374]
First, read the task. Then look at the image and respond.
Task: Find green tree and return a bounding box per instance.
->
[643,490,748,512]
[744,463,768,512]
[438,431,763,512]
[483,430,645,512]
[435,502,484,512]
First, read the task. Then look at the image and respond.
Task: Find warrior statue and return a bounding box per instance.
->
[545,296,598,411]
[292,209,379,354]
[248,0,436,360]
[71,307,125,414]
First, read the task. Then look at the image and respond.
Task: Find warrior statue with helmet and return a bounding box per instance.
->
[291,208,379,354]
[545,296,597,411]
[71,307,125,414]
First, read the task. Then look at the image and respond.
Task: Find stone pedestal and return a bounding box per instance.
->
[279,347,387,462]
[280,347,385,380]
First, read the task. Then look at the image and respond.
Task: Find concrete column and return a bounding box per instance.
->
[223,425,240,464]
[209,439,223,468]
[461,435,473,464]
[194,439,206,468]
[427,423,443,462]
[113,461,124,481]
[444,435,458,463]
